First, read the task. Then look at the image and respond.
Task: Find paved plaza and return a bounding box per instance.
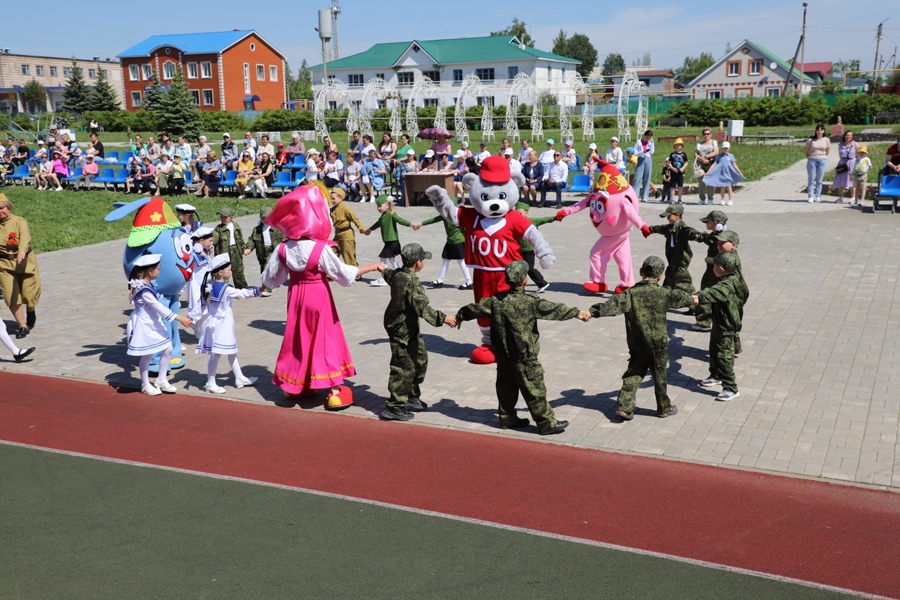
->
[7,154,900,490]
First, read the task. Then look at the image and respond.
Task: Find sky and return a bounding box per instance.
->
[4,1,899,77]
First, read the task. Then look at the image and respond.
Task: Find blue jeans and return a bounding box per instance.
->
[806,158,826,197]
[634,156,652,200]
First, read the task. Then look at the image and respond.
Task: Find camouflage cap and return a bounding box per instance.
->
[515,201,530,211]
[217,206,235,217]
[259,206,271,219]
[400,243,432,264]
[641,255,666,277]
[716,230,740,245]
[505,260,529,285]
[659,204,684,218]
[707,251,740,273]
[700,210,728,224]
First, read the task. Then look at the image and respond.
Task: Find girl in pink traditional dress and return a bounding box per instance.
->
[262,183,384,409]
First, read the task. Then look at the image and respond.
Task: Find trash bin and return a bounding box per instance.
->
[474,123,480,131]
[865,116,871,124]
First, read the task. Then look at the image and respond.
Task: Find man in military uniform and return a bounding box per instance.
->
[690,210,728,331]
[646,203,698,297]
[589,256,693,421]
[381,243,456,421]
[693,252,746,402]
[456,261,590,435]
[243,206,284,296]
[212,206,247,289]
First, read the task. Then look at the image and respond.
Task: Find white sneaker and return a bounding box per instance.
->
[205,383,226,394]
[155,380,177,394]
[369,278,387,287]
[807,196,814,203]
[717,390,740,402]
[699,378,722,388]
[141,384,162,396]
[260,290,272,297]
[726,200,733,206]
[719,200,726,205]
[235,376,257,389]
[537,283,550,293]
[815,196,822,203]
[55,187,63,191]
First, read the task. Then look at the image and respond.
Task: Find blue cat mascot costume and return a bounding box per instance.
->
[106,196,196,373]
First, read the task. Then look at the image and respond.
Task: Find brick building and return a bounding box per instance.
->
[117,30,286,112]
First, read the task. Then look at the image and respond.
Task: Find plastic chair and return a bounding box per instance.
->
[119,151,134,166]
[567,174,592,193]
[61,167,83,186]
[107,151,120,162]
[109,169,129,190]
[220,170,238,193]
[7,165,31,185]
[93,168,116,188]
[269,171,294,195]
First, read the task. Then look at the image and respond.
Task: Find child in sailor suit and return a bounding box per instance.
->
[187,227,214,326]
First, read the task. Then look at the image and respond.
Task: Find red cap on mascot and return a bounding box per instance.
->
[479,155,511,184]
[591,158,630,196]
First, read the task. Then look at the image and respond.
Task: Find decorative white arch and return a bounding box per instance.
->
[480,97,495,143]
[530,94,544,142]
[559,73,594,142]
[505,73,538,142]
[314,78,350,141]
[345,103,359,142]
[616,69,648,144]
[383,92,403,140]
[359,76,386,139]
[406,75,439,137]
[454,74,486,144]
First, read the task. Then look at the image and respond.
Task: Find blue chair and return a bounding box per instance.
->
[270,171,294,195]
[7,165,31,185]
[109,169,129,190]
[119,151,134,166]
[567,174,592,193]
[61,167,83,186]
[220,170,238,193]
[874,175,900,212]
[93,168,116,188]
[184,171,193,186]
[107,151,120,163]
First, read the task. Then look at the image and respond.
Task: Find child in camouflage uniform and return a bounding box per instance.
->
[693,251,747,401]
[381,243,457,421]
[243,206,284,297]
[456,261,590,435]
[713,229,748,355]
[589,255,693,420]
[690,210,728,331]
[212,206,248,289]
[646,203,697,297]
[515,201,555,293]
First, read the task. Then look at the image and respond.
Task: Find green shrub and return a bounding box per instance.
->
[831,94,900,124]
[0,113,11,130]
[200,111,247,133]
[666,96,831,127]
[250,109,313,133]
[83,110,134,132]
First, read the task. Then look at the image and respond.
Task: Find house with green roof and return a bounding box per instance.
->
[310,35,580,110]
[686,40,814,100]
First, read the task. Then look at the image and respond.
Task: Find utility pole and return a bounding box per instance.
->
[799,2,807,98]
[874,20,886,72]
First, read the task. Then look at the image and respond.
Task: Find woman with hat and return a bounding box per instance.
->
[0,196,41,339]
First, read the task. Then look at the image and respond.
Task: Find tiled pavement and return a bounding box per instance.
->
[6,154,900,490]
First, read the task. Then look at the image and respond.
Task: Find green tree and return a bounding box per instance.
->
[90,69,120,111]
[831,59,859,76]
[23,79,46,113]
[62,59,91,114]
[154,67,201,139]
[294,59,313,99]
[674,52,715,86]
[887,69,900,86]
[551,30,568,56]
[144,71,164,113]
[601,53,626,77]
[490,16,535,47]
[563,33,597,78]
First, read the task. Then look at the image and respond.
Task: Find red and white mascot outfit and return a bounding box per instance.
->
[556,159,651,294]
[426,156,555,364]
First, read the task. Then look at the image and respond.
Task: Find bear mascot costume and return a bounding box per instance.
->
[556,159,650,294]
[426,155,555,364]
[106,196,196,372]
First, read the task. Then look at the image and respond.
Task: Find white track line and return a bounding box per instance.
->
[1,439,890,600]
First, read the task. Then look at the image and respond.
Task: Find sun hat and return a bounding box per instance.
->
[424,149,435,158]
[503,148,514,156]
[674,138,684,146]
[546,138,555,145]
[589,143,597,150]
[565,140,573,146]
[858,145,868,154]
[455,149,467,158]
[407,149,416,156]
[722,141,731,149]
[610,136,619,142]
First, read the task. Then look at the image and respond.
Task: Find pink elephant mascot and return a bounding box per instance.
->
[556,159,651,294]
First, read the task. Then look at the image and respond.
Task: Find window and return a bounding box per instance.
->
[727,60,741,76]
[190,90,200,106]
[63,67,72,77]
[100,69,107,77]
[348,74,364,87]
[49,66,57,76]
[328,100,337,109]
[249,43,256,51]
[201,61,212,78]
[202,89,214,106]
[243,63,251,93]
[707,90,722,99]
[88,69,97,78]
[476,96,494,107]
[129,65,140,80]
[749,59,762,75]
[162,63,175,80]
[131,91,142,108]
[269,65,278,82]
[766,87,781,97]
[256,64,265,81]
[423,70,440,82]
[376,99,386,109]
[547,66,552,82]
[507,66,518,81]
[423,98,438,107]
[475,68,494,82]
[187,62,198,79]
[453,69,463,85]
[142,64,152,80]
[376,72,384,81]
[397,72,415,86]
[36,66,44,76]
[21,65,30,75]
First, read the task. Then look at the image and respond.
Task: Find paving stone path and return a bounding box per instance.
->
[7,152,899,490]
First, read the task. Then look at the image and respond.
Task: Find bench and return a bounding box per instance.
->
[750,131,797,144]
[658,118,689,127]
[874,112,900,124]
[256,131,281,143]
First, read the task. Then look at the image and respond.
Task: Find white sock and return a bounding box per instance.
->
[207,354,221,387]
[157,347,172,384]
[390,256,401,269]
[457,260,470,282]
[0,325,19,355]
[227,354,245,380]
[438,259,450,282]
[139,355,152,388]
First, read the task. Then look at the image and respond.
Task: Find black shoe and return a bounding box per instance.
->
[539,420,569,435]
[380,408,414,421]
[406,398,428,412]
[15,326,28,339]
[430,281,444,288]
[14,347,35,362]
[26,310,35,329]
[658,405,678,418]
[458,282,473,290]
[501,417,530,429]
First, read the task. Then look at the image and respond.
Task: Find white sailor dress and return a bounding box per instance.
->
[196,282,260,355]
[127,283,177,356]
[187,249,210,322]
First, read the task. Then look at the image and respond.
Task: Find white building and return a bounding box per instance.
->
[310,35,581,110]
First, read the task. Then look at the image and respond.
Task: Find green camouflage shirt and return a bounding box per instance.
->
[649,219,700,272]
[590,279,693,350]
[212,221,245,255]
[695,273,746,333]
[383,267,446,342]
[244,223,285,263]
[456,289,580,361]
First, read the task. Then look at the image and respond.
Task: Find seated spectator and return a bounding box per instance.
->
[200,150,222,198]
[32,140,47,162]
[191,136,209,178]
[584,143,600,176]
[322,150,343,188]
[0,160,10,185]
[396,134,414,161]
[438,153,454,172]
[13,140,30,167]
[430,133,451,160]
[235,151,256,198]
[518,139,531,164]
[274,142,288,170]
[541,151,568,208]
[418,149,438,172]
[562,139,577,170]
[460,140,473,159]
[35,155,57,191]
[240,138,256,162]
[360,134,377,158]
[125,156,141,194]
[220,134,238,170]
[246,152,273,199]
[136,157,157,194]
[475,141,491,164]
[146,136,162,164]
[50,151,68,190]
[88,133,105,159]
[286,133,305,161]
[170,154,186,196]
[504,147,522,174]
[156,154,173,193]
[73,154,99,191]
[323,134,339,158]
[361,149,386,201]
[176,136,192,164]
[344,151,362,200]
[242,130,257,150]
[162,139,177,160]
[886,133,900,176]
[258,134,275,159]
[130,134,147,160]
[305,149,322,181]
[452,150,469,200]
[521,150,543,205]
[349,130,363,156]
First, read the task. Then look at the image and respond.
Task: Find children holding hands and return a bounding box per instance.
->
[368,196,411,286]
[328,187,369,269]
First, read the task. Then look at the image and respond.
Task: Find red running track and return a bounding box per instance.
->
[1,371,898,598]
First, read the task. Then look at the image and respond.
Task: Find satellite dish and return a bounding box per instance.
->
[770,62,777,70]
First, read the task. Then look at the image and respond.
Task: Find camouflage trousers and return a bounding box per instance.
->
[386,335,427,412]
[662,266,696,296]
[255,249,274,273]
[495,356,558,433]
[694,267,717,328]
[618,347,671,415]
[709,330,737,392]
[228,245,248,289]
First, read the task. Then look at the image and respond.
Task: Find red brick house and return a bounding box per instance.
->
[117,30,286,112]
